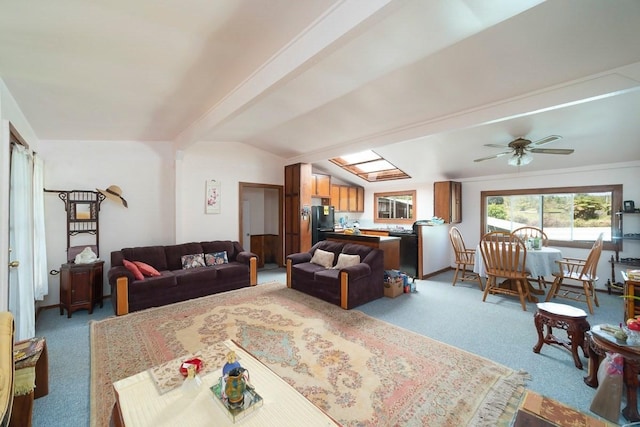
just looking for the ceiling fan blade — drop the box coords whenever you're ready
[530,148,574,155]
[532,135,562,146]
[474,151,512,162]
[484,144,508,148]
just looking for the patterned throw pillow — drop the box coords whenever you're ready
[205,251,228,266]
[181,253,206,269]
[310,248,335,268]
[123,259,144,281]
[332,253,360,270]
[133,261,161,277]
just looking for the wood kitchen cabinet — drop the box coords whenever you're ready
[331,184,365,212]
[434,181,461,223]
[285,163,312,256]
[250,234,279,268]
[311,174,331,198]
[59,261,104,318]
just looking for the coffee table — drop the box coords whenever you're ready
[112,340,340,426]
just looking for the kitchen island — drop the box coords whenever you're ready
[325,232,400,270]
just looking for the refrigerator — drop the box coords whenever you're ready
[311,206,335,245]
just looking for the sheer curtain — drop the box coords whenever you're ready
[33,154,48,301]
[9,144,35,340]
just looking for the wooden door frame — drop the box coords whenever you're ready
[238,182,284,266]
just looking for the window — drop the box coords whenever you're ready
[374,190,416,224]
[481,185,622,250]
[329,150,410,182]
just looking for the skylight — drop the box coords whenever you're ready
[329,150,410,182]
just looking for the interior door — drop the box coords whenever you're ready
[242,200,251,251]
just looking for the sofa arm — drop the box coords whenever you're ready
[236,251,258,286]
[287,253,312,265]
[236,251,257,264]
[108,266,134,287]
[340,263,372,282]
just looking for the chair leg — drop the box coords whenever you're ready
[592,282,600,307]
[482,277,494,302]
[476,275,484,291]
[452,264,461,286]
[545,277,562,302]
[581,281,594,314]
[515,279,527,311]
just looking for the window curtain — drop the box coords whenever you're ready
[33,154,48,300]
[9,144,35,340]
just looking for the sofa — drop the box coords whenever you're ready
[108,240,258,315]
[0,312,14,426]
[286,240,384,309]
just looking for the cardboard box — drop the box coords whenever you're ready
[384,277,404,298]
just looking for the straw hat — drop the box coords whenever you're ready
[97,185,128,208]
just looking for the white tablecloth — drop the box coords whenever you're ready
[473,245,562,278]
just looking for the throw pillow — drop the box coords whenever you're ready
[181,253,206,269]
[123,259,144,281]
[205,251,228,266]
[133,261,161,277]
[310,248,334,268]
[333,253,361,270]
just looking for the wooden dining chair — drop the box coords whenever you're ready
[545,233,603,315]
[479,231,531,311]
[449,227,483,290]
[512,226,549,290]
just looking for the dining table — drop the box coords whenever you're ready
[473,244,563,302]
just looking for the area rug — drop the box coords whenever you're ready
[90,282,528,426]
[513,390,617,427]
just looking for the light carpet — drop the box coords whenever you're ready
[90,282,528,426]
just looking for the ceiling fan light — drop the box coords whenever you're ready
[507,152,533,166]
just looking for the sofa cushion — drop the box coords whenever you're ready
[333,253,360,270]
[173,267,217,287]
[201,241,236,261]
[205,251,228,266]
[123,260,144,281]
[181,253,206,269]
[121,246,168,271]
[310,249,335,268]
[165,243,205,270]
[133,261,161,277]
[215,263,250,281]
[291,262,326,282]
[128,272,177,293]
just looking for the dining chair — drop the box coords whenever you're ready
[479,231,531,311]
[512,226,549,290]
[545,233,603,315]
[449,227,483,290]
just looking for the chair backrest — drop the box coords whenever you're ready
[512,226,548,246]
[449,227,469,262]
[580,233,604,280]
[480,231,527,276]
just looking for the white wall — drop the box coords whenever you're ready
[456,162,640,289]
[38,140,176,306]
[176,141,284,243]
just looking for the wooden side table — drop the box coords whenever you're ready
[10,337,48,427]
[60,260,104,317]
[623,271,640,322]
[584,326,640,422]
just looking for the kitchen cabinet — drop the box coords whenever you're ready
[311,174,331,198]
[434,181,461,223]
[331,184,365,213]
[59,261,104,318]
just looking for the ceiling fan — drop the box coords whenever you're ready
[474,135,574,166]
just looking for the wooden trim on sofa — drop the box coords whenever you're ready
[286,260,292,288]
[250,257,258,286]
[115,277,129,316]
[340,271,348,309]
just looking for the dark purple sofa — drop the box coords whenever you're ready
[108,240,257,315]
[286,240,384,309]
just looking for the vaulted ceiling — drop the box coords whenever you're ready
[1,0,639,186]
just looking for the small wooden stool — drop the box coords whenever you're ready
[533,302,590,369]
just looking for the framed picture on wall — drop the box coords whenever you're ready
[206,180,221,214]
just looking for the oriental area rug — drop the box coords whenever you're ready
[90,282,527,426]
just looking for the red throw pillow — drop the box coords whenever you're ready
[133,261,161,277]
[123,259,144,281]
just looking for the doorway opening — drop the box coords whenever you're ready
[238,182,283,268]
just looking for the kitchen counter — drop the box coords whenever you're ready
[325,232,400,270]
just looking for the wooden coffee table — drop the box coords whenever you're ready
[112,340,340,426]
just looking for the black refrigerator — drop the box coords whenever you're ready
[311,206,335,245]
